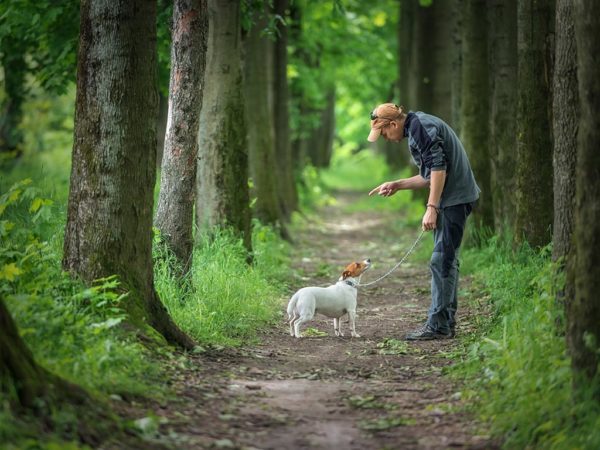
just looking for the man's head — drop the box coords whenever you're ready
[367,103,407,142]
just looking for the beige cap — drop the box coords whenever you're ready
[367,103,403,142]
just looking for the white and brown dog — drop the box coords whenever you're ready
[287,259,371,338]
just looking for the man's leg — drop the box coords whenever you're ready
[406,203,471,340]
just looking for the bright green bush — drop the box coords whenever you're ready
[458,236,600,449]
[155,223,289,347]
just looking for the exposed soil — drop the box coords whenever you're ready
[128,192,499,450]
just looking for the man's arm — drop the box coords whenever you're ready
[369,175,429,196]
[422,170,446,231]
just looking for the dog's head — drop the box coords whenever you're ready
[341,259,371,279]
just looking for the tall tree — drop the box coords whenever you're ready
[196,0,252,253]
[243,7,287,232]
[430,0,453,123]
[273,0,298,218]
[568,0,600,394]
[552,0,578,264]
[155,0,208,273]
[450,0,463,135]
[488,0,518,231]
[461,0,493,230]
[63,0,193,349]
[514,0,554,247]
[407,3,434,112]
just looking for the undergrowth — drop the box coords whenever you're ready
[155,223,289,347]
[457,235,600,449]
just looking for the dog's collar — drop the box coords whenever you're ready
[342,279,358,288]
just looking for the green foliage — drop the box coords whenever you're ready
[288,0,398,146]
[0,0,79,94]
[155,224,289,347]
[0,180,161,398]
[457,236,600,449]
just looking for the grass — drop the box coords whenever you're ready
[456,234,600,449]
[155,224,289,347]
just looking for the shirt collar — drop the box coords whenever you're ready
[403,112,415,137]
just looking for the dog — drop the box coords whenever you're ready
[287,259,371,338]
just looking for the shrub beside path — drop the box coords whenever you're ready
[137,192,500,449]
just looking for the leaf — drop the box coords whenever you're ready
[30,197,43,213]
[0,263,22,281]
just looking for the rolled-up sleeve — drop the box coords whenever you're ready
[428,137,447,171]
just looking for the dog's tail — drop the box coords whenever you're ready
[287,292,299,320]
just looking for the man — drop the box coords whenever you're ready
[367,103,480,340]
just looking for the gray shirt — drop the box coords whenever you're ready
[404,111,480,208]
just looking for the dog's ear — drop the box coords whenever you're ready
[342,270,351,279]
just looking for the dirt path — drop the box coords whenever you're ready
[145,192,498,450]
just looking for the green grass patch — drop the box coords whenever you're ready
[155,223,289,347]
[456,235,600,449]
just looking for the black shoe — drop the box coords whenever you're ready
[405,323,453,341]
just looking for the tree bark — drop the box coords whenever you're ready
[304,88,335,168]
[408,3,434,112]
[461,0,494,231]
[155,0,208,273]
[431,0,453,123]
[514,0,554,248]
[568,0,600,393]
[196,0,252,253]
[243,8,287,232]
[450,0,463,135]
[63,0,194,349]
[488,0,518,232]
[552,0,578,264]
[273,0,298,219]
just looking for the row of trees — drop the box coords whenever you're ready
[1,0,598,440]
[2,0,395,434]
[399,0,598,395]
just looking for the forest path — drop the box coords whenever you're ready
[150,191,498,450]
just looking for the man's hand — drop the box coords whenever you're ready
[422,207,438,231]
[369,181,398,197]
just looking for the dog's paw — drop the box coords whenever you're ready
[351,332,361,338]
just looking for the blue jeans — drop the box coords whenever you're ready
[427,203,473,333]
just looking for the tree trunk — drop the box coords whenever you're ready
[461,0,494,231]
[514,0,554,248]
[273,0,298,219]
[431,0,453,123]
[409,3,434,112]
[0,38,27,158]
[63,0,194,349]
[395,0,414,165]
[305,88,335,168]
[450,0,463,135]
[243,8,287,232]
[155,0,208,274]
[552,0,578,264]
[488,0,518,232]
[0,297,49,410]
[156,92,169,168]
[196,0,252,253]
[568,0,600,393]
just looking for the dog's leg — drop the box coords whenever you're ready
[289,313,299,336]
[294,315,309,338]
[349,311,360,338]
[338,317,344,336]
[334,318,342,336]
